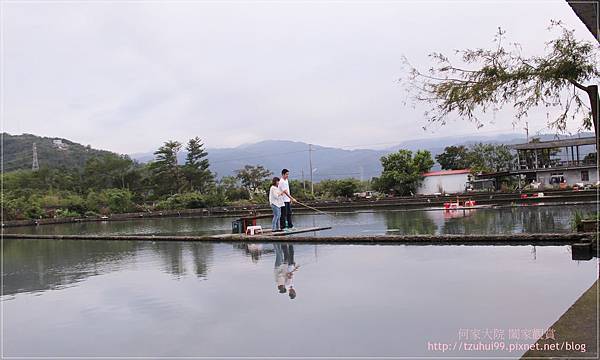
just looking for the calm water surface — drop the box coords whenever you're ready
[2,239,596,358]
[3,205,597,357]
[12,204,597,236]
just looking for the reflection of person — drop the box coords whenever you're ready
[274,244,287,293]
[278,169,296,230]
[286,263,297,299]
[282,244,298,299]
[269,177,285,232]
[274,244,299,298]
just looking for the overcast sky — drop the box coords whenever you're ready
[2,0,596,154]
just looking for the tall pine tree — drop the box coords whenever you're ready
[183,137,214,193]
[149,140,183,196]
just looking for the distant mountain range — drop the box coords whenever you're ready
[4,132,594,180]
[131,132,594,180]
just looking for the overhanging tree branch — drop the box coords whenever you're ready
[401,21,600,147]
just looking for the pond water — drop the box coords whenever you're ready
[3,205,597,357]
[2,239,596,358]
[10,203,597,237]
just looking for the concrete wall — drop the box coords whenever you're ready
[418,173,469,195]
[535,168,598,187]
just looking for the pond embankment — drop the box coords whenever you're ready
[2,189,598,228]
[3,231,597,247]
[522,280,598,359]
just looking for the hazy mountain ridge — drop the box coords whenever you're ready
[5,132,593,180]
[2,133,116,172]
[133,133,594,180]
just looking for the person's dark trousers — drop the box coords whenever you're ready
[280,201,293,228]
[282,244,295,265]
[280,205,287,229]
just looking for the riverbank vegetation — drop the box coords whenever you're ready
[2,137,380,220]
[1,133,544,221]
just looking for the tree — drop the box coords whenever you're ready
[82,154,135,190]
[317,178,362,198]
[235,165,272,195]
[583,151,596,164]
[402,22,599,152]
[436,145,470,170]
[373,150,434,196]
[218,176,250,201]
[149,140,183,196]
[103,189,135,213]
[467,143,514,173]
[288,179,314,201]
[183,137,214,193]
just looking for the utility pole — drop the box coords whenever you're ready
[524,121,529,142]
[308,144,314,196]
[32,143,39,171]
[301,169,306,191]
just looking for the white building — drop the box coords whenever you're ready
[417,169,470,195]
[533,168,597,187]
[52,139,68,150]
[512,136,597,188]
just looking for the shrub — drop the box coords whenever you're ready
[84,210,99,217]
[55,208,81,218]
[104,189,134,213]
[24,199,44,219]
[62,194,86,215]
[85,190,108,213]
[203,190,228,207]
[155,192,205,210]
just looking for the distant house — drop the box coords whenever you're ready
[477,136,598,189]
[52,139,68,150]
[511,136,597,187]
[417,169,470,195]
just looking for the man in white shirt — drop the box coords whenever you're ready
[278,168,294,229]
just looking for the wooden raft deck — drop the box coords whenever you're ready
[212,226,332,238]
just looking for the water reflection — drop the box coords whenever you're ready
[151,242,214,278]
[10,204,596,237]
[3,239,139,296]
[2,239,597,358]
[379,205,591,235]
[2,239,215,296]
[384,210,437,234]
[274,244,298,299]
[244,243,276,262]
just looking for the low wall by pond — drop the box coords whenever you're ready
[3,191,598,228]
[3,232,596,246]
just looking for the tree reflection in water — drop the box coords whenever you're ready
[381,206,578,235]
[383,211,437,234]
[152,242,214,278]
[3,239,138,296]
[3,239,216,296]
